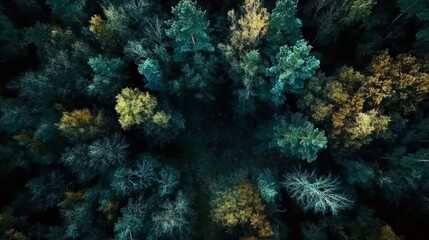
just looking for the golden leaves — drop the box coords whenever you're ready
[211,182,274,238]
[302,51,429,148]
[227,0,269,51]
[115,88,157,129]
[57,108,104,139]
[379,225,403,240]
[89,15,111,43]
[115,88,171,129]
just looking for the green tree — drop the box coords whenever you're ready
[88,55,126,100]
[166,0,214,59]
[259,113,327,162]
[266,40,320,106]
[151,191,193,238]
[46,0,88,27]
[266,0,302,51]
[397,0,429,53]
[138,59,166,91]
[377,147,429,204]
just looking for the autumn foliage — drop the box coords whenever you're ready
[210,182,274,238]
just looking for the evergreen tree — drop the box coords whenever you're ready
[259,113,327,162]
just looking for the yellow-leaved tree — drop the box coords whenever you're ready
[115,87,170,129]
[222,0,269,52]
[57,108,104,140]
[210,181,274,238]
[301,51,429,148]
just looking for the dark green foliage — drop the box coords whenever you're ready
[138,59,166,91]
[266,40,320,106]
[259,113,327,162]
[88,55,126,99]
[26,171,68,210]
[0,99,36,134]
[46,0,88,27]
[61,203,94,239]
[397,0,429,52]
[377,147,429,204]
[141,110,186,146]
[232,50,266,114]
[61,135,127,182]
[111,155,180,196]
[301,222,327,240]
[0,12,23,62]
[266,0,302,51]
[165,0,214,59]
[1,0,429,239]
[341,160,376,189]
[151,191,193,239]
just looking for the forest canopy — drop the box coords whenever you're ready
[0,0,428,239]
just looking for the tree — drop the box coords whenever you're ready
[266,40,320,106]
[223,0,269,51]
[26,171,68,210]
[115,88,185,144]
[340,160,376,189]
[397,0,429,53]
[88,55,126,100]
[151,191,193,239]
[166,0,214,59]
[60,203,93,239]
[111,155,180,196]
[301,51,429,148]
[342,0,376,25]
[56,108,105,140]
[61,144,94,183]
[115,88,158,129]
[255,169,279,203]
[111,156,157,196]
[301,222,327,240]
[15,49,88,105]
[46,0,88,27]
[89,15,110,43]
[232,50,266,114]
[138,59,166,91]
[377,147,429,204]
[0,99,36,135]
[165,0,217,99]
[307,0,375,43]
[379,225,404,240]
[0,211,26,240]
[0,12,23,62]
[259,113,327,162]
[282,168,353,215]
[210,171,274,239]
[114,198,148,240]
[87,134,128,171]
[266,0,302,51]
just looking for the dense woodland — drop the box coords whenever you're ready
[1,0,429,239]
